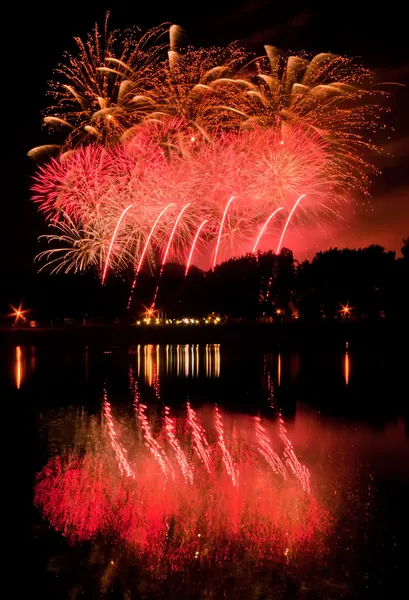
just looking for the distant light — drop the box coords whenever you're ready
[10,303,28,325]
[340,303,352,316]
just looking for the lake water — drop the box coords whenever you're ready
[1,339,408,598]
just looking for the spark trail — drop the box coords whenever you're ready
[150,203,191,311]
[185,219,208,275]
[127,203,174,310]
[276,194,306,254]
[102,204,133,284]
[252,207,283,254]
[213,196,235,269]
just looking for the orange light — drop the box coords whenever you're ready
[275,308,283,315]
[340,303,352,316]
[344,351,350,385]
[15,346,22,389]
[10,303,28,325]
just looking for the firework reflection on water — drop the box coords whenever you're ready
[33,350,399,599]
[35,388,331,572]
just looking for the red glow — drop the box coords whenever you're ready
[33,123,354,282]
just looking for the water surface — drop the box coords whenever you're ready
[1,339,407,598]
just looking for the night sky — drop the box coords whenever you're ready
[2,0,408,284]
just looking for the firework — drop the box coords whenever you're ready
[241,46,383,189]
[33,122,344,279]
[150,25,249,138]
[31,14,168,152]
[30,19,387,293]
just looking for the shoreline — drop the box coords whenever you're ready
[1,320,408,350]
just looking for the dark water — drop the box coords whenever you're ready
[1,339,408,599]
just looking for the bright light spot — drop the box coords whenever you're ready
[340,303,352,316]
[10,303,28,325]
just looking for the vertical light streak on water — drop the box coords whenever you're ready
[344,350,350,386]
[191,344,194,378]
[215,344,220,378]
[144,345,154,387]
[184,345,189,378]
[156,345,160,379]
[15,345,22,389]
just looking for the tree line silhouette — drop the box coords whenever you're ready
[151,239,409,321]
[2,239,408,324]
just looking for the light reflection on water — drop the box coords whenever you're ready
[10,343,354,390]
[11,343,222,389]
[20,346,361,396]
[12,344,36,389]
[2,340,408,597]
[134,343,221,384]
[33,389,409,599]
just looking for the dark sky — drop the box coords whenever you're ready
[2,0,408,281]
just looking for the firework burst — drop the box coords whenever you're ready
[33,122,350,276]
[29,14,168,156]
[30,18,388,290]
